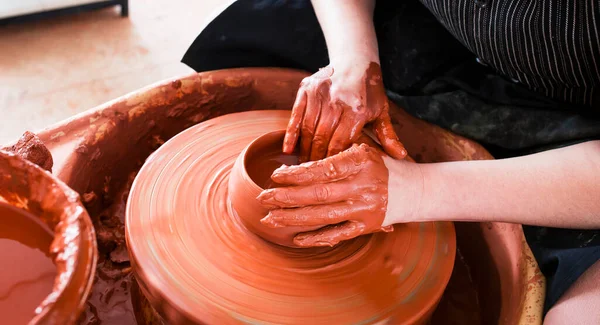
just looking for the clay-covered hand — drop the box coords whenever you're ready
[258,143,398,247]
[283,62,406,162]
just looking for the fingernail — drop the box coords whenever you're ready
[256,190,274,202]
[273,164,288,172]
[306,241,334,247]
[317,241,335,247]
[260,214,283,228]
[271,171,283,181]
[294,237,334,247]
[381,225,394,233]
[271,165,290,180]
[294,239,312,247]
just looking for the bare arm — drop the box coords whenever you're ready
[284,0,405,162]
[259,140,600,247]
[390,141,600,228]
[311,0,379,64]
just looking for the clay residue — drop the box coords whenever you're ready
[2,131,53,172]
[77,172,137,324]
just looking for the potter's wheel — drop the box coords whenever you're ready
[125,110,456,324]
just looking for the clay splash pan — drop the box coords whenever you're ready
[0,150,97,325]
[19,68,544,324]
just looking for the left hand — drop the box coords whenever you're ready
[283,62,407,162]
[257,143,401,247]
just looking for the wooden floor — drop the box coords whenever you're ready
[0,0,226,144]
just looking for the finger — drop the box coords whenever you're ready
[283,89,307,154]
[293,221,366,247]
[257,181,354,208]
[310,100,342,161]
[260,201,369,228]
[327,112,366,157]
[373,112,407,160]
[379,225,394,233]
[270,144,367,185]
[299,85,325,162]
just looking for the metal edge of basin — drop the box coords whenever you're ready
[24,67,544,324]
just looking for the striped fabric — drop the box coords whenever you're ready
[419,0,600,107]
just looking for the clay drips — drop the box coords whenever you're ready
[126,110,456,324]
[0,150,97,324]
[284,62,406,162]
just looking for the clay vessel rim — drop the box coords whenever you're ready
[0,150,98,324]
[241,129,287,192]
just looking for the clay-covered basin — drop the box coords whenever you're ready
[0,151,97,324]
[23,67,544,324]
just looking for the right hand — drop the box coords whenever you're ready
[259,143,393,247]
[258,142,423,247]
[283,60,406,162]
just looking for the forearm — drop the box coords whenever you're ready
[413,141,600,228]
[311,0,379,64]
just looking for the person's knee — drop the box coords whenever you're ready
[544,260,600,324]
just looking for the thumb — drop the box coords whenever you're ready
[373,112,407,160]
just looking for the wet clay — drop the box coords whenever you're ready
[77,172,137,324]
[284,63,406,161]
[126,111,456,324]
[0,202,56,325]
[2,132,53,172]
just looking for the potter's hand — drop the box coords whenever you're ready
[283,62,406,162]
[258,143,422,247]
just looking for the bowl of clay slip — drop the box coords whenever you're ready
[228,130,323,247]
[0,150,97,324]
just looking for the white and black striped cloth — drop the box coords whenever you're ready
[419,0,600,107]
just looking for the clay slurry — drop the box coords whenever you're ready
[0,202,56,325]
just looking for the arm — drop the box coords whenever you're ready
[388,141,600,228]
[311,0,379,64]
[283,0,405,162]
[259,141,600,247]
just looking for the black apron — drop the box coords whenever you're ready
[182,0,600,312]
